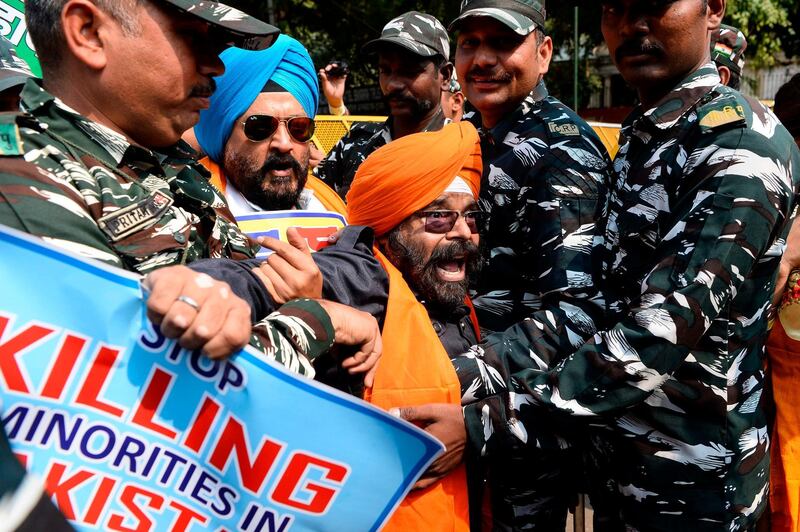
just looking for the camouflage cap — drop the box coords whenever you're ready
[449,0,545,36]
[362,11,450,59]
[0,37,32,93]
[159,0,280,50]
[710,24,747,76]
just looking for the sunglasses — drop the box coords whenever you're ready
[241,115,316,143]
[416,210,486,234]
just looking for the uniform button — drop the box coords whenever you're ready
[173,232,186,244]
[432,321,444,335]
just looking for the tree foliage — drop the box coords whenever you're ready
[230,0,798,105]
[234,0,461,86]
[726,0,799,68]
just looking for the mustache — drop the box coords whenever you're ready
[427,239,480,269]
[465,67,513,84]
[382,90,418,106]
[189,79,216,98]
[262,152,304,176]
[614,39,664,62]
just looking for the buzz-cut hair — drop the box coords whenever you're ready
[534,27,545,46]
[26,0,144,74]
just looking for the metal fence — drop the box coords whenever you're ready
[742,65,800,100]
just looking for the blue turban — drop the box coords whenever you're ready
[195,34,320,163]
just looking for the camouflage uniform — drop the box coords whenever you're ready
[459,64,800,531]
[0,80,335,376]
[318,110,448,198]
[318,11,452,199]
[465,81,609,336]
[453,80,611,530]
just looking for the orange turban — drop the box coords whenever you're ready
[346,121,482,236]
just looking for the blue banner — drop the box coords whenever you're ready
[0,225,442,531]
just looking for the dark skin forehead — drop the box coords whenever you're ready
[600,0,699,16]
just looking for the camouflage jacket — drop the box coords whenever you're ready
[464,81,609,355]
[0,80,335,376]
[317,107,448,199]
[460,65,800,530]
[452,82,611,530]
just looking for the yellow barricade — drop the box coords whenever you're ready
[313,115,621,160]
[312,115,385,154]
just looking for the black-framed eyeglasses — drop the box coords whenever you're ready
[416,210,486,234]
[241,115,316,143]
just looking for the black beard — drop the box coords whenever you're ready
[388,230,481,312]
[223,150,309,211]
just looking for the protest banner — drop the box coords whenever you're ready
[0,1,40,76]
[235,210,347,259]
[0,225,442,531]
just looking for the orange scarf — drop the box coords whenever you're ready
[347,123,482,531]
[199,157,347,216]
[365,251,470,531]
[767,316,800,532]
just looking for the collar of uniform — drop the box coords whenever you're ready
[471,80,549,142]
[634,63,721,132]
[20,79,166,176]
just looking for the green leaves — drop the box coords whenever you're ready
[727,0,797,68]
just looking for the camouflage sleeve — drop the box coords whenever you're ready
[0,162,124,266]
[462,128,794,458]
[250,298,336,377]
[317,137,347,194]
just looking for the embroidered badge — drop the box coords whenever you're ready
[699,105,745,129]
[548,122,580,136]
[0,121,23,156]
[98,191,174,242]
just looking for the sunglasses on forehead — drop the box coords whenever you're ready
[416,210,487,234]
[241,115,316,143]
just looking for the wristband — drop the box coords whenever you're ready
[329,103,348,116]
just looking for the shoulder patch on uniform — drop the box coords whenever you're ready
[697,92,746,132]
[547,122,581,137]
[0,114,23,156]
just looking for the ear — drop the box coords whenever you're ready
[440,62,455,91]
[376,234,390,256]
[61,0,114,71]
[706,0,726,30]
[537,35,554,77]
[453,91,465,110]
[717,65,731,86]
